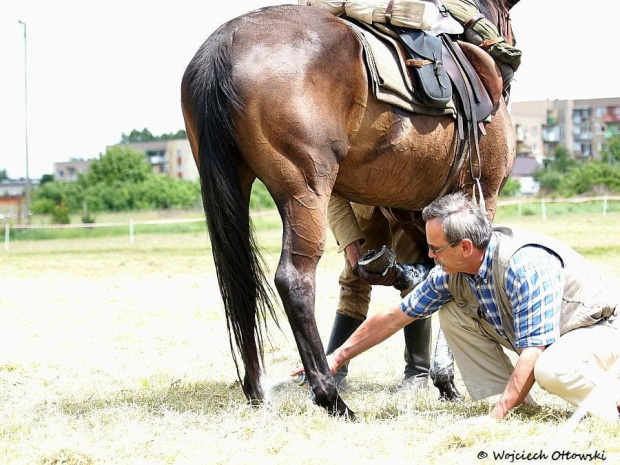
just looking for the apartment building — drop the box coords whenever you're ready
[121,139,198,181]
[510,97,620,161]
[54,160,92,181]
[60,138,199,182]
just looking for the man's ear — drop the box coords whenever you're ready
[460,238,475,257]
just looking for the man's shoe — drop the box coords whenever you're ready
[398,375,429,392]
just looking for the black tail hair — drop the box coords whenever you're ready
[181,23,278,393]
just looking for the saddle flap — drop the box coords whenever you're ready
[441,37,493,122]
[458,41,503,106]
[399,29,442,61]
[339,18,456,117]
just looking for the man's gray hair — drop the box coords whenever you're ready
[422,193,492,248]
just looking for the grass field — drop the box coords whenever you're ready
[1,210,619,464]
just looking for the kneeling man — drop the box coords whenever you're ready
[295,192,620,420]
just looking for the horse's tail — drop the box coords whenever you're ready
[182,24,277,393]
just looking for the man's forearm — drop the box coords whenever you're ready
[331,306,413,371]
[492,346,545,419]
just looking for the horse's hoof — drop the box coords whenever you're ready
[327,399,356,419]
[335,406,356,420]
[434,377,465,402]
[247,397,264,407]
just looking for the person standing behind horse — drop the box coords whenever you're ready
[326,195,435,391]
[304,192,620,420]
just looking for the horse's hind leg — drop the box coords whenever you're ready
[239,135,353,416]
[273,184,354,417]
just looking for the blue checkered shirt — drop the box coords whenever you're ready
[400,233,565,349]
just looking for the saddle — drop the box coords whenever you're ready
[342,16,507,213]
[343,18,502,118]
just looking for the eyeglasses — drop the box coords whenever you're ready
[428,240,459,255]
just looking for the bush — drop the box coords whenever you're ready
[51,203,71,224]
[534,170,563,192]
[560,162,620,196]
[499,177,521,197]
[32,180,82,212]
[137,177,201,209]
[250,181,275,210]
[31,198,57,215]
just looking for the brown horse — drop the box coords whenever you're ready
[181,0,517,417]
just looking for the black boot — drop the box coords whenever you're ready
[325,313,363,388]
[401,317,432,390]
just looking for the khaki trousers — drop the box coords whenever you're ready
[330,203,424,318]
[440,301,620,419]
[327,197,430,379]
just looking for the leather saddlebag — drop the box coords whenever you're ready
[399,30,452,107]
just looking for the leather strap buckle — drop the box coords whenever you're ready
[385,0,395,24]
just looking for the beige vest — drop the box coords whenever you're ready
[448,227,618,347]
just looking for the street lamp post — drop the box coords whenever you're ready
[18,19,31,224]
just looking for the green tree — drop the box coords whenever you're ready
[545,145,578,173]
[601,134,620,164]
[120,128,155,143]
[82,146,152,185]
[119,128,187,143]
[498,176,521,197]
[158,129,187,141]
[0,169,8,181]
[40,174,54,185]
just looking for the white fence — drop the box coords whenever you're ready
[496,195,620,221]
[2,210,280,251]
[3,196,620,251]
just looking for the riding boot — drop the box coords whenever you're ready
[325,312,363,388]
[400,317,432,391]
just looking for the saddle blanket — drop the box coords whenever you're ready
[341,19,457,118]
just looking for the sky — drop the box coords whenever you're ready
[1,0,618,179]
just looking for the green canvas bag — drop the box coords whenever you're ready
[442,0,521,71]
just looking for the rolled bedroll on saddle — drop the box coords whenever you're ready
[300,0,521,72]
[299,0,430,29]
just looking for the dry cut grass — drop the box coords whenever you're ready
[1,212,619,464]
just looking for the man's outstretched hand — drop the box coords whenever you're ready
[290,354,342,377]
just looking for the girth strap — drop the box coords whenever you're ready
[441,36,489,212]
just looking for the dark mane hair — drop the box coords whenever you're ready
[473,0,519,45]
[475,0,511,20]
